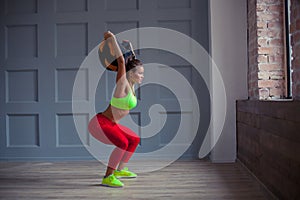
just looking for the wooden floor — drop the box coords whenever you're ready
[0,160,276,200]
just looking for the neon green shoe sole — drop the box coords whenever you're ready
[101,174,124,188]
[114,167,137,178]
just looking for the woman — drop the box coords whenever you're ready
[88,31,144,188]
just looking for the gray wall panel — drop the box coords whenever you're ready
[7,114,39,147]
[55,0,88,13]
[5,0,37,15]
[6,69,38,102]
[6,25,38,58]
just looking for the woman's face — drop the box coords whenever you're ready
[129,66,144,84]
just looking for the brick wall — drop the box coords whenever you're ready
[291,0,300,99]
[248,0,286,100]
[238,1,300,199]
[237,100,300,199]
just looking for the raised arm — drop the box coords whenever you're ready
[103,31,128,97]
[104,31,126,81]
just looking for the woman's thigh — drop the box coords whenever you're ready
[89,114,129,148]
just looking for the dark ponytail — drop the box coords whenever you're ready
[126,57,143,72]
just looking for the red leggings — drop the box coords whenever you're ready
[88,113,140,169]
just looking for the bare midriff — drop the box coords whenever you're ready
[101,104,129,123]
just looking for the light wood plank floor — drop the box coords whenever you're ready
[0,160,276,200]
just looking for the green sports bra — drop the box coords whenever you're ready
[110,90,137,110]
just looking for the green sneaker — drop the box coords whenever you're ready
[101,174,124,188]
[114,167,137,178]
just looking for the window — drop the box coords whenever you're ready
[285,0,293,98]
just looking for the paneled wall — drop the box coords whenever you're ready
[0,0,209,160]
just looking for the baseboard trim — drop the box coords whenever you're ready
[237,159,279,200]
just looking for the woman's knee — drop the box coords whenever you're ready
[128,135,140,146]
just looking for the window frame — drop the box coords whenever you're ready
[284,0,293,98]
